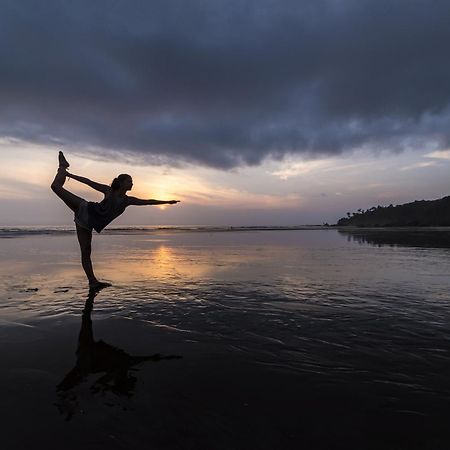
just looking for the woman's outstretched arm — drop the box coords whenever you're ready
[67,172,111,194]
[127,197,180,206]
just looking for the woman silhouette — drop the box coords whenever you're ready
[51,151,179,290]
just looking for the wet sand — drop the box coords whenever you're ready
[1,228,450,449]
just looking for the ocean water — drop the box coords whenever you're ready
[1,227,450,449]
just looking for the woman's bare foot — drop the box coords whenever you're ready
[59,151,70,169]
[89,280,112,291]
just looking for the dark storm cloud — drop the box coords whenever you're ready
[1,0,450,168]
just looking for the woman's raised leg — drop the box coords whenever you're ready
[50,152,84,213]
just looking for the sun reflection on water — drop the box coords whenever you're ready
[95,241,284,285]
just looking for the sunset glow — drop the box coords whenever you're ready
[0,139,449,226]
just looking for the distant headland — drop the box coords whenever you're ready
[336,195,450,227]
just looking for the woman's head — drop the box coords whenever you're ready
[111,174,133,191]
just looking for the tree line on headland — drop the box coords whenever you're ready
[336,195,450,227]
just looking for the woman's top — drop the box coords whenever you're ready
[87,195,128,233]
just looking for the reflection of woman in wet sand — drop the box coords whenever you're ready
[57,289,181,420]
[51,151,180,290]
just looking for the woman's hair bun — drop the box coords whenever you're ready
[111,174,131,190]
[111,177,120,190]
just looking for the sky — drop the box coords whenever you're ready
[1,0,449,226]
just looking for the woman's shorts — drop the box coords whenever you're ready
[74,200,92,231]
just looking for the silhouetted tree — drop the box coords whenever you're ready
[336,195,450,227]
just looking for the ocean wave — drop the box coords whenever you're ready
[0,225,325,238]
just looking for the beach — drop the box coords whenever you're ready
[1,227,450,449]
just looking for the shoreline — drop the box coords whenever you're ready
[1,224,450,238]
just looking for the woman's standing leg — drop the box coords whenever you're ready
[76,224,111,289]
[75,224,97,285]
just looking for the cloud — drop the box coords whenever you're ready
[425,150,450,160]
[399,161,438,171]
[271,159,330,180]
[1,0,450,168]
[271,157,371,180]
